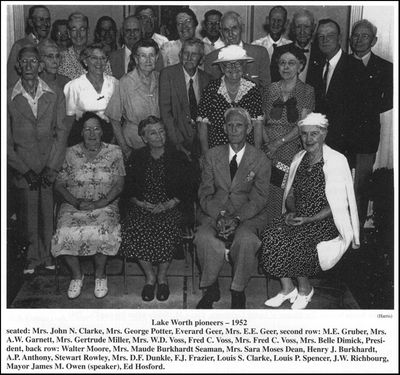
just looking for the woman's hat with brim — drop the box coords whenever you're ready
[212,45,255,65]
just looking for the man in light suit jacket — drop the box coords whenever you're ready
[204,11,271,88]
[194,107,271,309]
[159,38,211,160]
[7,46,67,274]
[310,19,351,155]
[110,15,163,79]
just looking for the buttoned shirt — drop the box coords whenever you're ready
[295,42,312,83]
[183,68,200,103]
[11,78,54,118]
[229,144,245,166]
[203,36,225,56]
[324,49,342,92]
[252,34,292,60]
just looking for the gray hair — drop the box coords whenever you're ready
[224,107,251,127]
[37,39,59,56]
[292,9,315,26]
[181,37,205,56]
[67,12,89,29]
[221,11,243,28]
[351,19,377,38]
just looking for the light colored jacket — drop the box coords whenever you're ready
[283,144,360,270]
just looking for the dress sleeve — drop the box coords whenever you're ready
[197,83,213,123]
[63,80,78,117]
[248,86,264,120]
[110,146,126,176]
[104,78,123,122]
[55,150,72,184]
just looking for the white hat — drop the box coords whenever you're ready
[298,113,329,128]
[212,45,254,65]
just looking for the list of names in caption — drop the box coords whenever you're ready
[5,318,391,372]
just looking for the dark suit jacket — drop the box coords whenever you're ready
[203,42,271,88]
[198,143,271,222]
[311,50,351,154]
[346,53,393,154]
[7,82,67,188]
[270,42,324,84]
[159,64,211,148]
[110,47,164,79]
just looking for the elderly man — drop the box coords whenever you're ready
[312,19,350,155]
[7,46,67,274]
[135,5,168,48]
[347,19,393,233]
[252,6,292,61]
[270,9,323,83]
[194,107,271,309]
[201,9,225,56]
[110,15,163,79]
[38,39,70,91]
[204,11,270,88]
[58,12,112,80]
[7,5,51,88]
[159,38,211,161]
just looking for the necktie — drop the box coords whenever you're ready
[322,60,330,94]
[230,154,238,180]
[188,78,197,121]
[272,43,277,50]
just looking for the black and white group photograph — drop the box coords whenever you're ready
[3,2,396,313]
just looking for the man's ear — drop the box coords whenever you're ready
[371,36,378,48]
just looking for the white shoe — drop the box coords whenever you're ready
[45,265,55,270]
[94,278,108,299]
[23,268,35,275]
[264,288,298,307]
[67,276,84,299]
[291,287,314,309]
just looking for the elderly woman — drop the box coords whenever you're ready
[58,12,112,80]
[50,19,71,51]
[105,39,160,159]
[64,42,118,146]
[263,43,315,222]
[197,45,264,154]
[120,116,194,302]
[260,113,359,309]
[51,112,125,299]
[160,7,198,67]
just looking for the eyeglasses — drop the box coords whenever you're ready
[177,19,193,27]
[222,61,243,71]
[222,26,241,34]
[278,59,298,67]
[138,15,155,21]
[19,58,39,65]
[206,21,220,27]
[136,53,156,60]
[83,127,102,133]
[88,56,108,63]
[70,27,87,34]
[42,53,60,60]
[351,33,372,41]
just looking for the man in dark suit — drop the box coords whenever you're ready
[159,38,211,160]
[194,107,271,309]
[7,5,51,88]
[7,46,67,274]
[347,19,393,230]
[311,19,350,155]
[270,9,323,84]
[109,15,163,79]
[204,11,270,88]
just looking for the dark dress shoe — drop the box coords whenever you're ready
[156,283,170,301]
[141,284,156,301]
[196,281,221,309]
[231,290,246,309]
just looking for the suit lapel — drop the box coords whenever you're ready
[327,52,346,94]
[231,145,253,189]
[215,145,231,188]
[12,95,36,123]
[37,92,53,121]
[174,65,190,109]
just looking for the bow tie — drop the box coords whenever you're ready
[299,48,309,53]
[270,97,298,123]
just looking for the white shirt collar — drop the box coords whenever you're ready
[353,51,371,66]
[229,144,246,166]
[183,66,198,83]
[11,77,54,101]
[327,48,342,68]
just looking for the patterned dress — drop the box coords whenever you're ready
[51,143,126,257]
[263,79,315,222]
[120,155,184,263]
[198,77,264,149]
[260,155,338,277]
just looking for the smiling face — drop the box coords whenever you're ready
[220,16,242,45]
[97,20,116,47]
[269,8,286,39]
[84,48,107,75]
[224,112,251,148]
[176,12,196,41]
[82,117,103,148]
[142,122,166,150]
[134,46,157,74]
[40,45,61,74]
[55,24,70,47]
[123,17,142,51]
[278,52,302,81]
[300,125,326,154]
[350,24,377,58]
[29,7,51,40]
[317,22,341,60]
[69,18,88,49]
